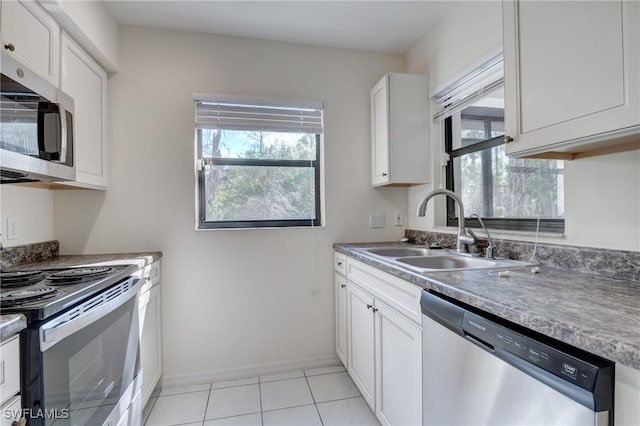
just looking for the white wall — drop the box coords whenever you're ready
[0,186,53,247]
[53,26,406,382]
[405,1,640,251]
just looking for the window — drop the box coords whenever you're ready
[434,53,565,233]
[195,96,323,229]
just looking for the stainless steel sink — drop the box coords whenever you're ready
[363,246,531,272]
[366,247,431,257]
[397,256,501,270]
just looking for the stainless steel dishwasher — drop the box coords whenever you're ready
[421,291,614,426]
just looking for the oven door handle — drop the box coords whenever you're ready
[39,277,141,352]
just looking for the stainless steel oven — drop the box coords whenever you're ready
[17,275,143,426]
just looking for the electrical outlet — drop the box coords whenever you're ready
[394,212,403,226]
[7,217,18,240]
[369,212,385,228]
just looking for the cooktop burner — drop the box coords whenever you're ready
[0,286,57,307]
[0,270,46,287]
[0,264,137,321]
[46,267,115,285]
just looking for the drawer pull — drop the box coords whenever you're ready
[4,43,15,52]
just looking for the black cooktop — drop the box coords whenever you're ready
[0,264,138,322]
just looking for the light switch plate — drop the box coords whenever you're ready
[394,212,403,226]
[369,212,385,228]
[7,217,17,240]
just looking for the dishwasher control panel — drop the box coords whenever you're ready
[461,311,600,391]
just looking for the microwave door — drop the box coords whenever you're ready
[0,88,40,156]
[39,102,62,161]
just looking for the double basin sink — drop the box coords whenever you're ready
[362,246,531,273]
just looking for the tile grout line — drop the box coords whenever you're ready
[304,370,325,426]
[201,383,213,425]
[258,375,265,426]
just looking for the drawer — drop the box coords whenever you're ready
[0,395,22,426]
[0,335,20,407]
[347,258,422,325]
[334,252,347,275]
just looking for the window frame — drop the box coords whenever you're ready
[196,130,322,230]
[444,116,565,233]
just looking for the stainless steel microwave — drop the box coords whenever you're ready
[0,51,75,183]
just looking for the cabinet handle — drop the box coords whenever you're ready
[504,135,514,144]
[381,172,387,177]
[340,284,346,288]
[366,304,373,310]
[4,43,15,52]
[372,308,379,313]
[337,261,343,266]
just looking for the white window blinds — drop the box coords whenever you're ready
[431,52,504,122]
[194,94,323,134]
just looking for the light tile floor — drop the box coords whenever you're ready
[143,365,380,426]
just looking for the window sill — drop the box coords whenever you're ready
[195,224,326,231]
[433,225,566,240]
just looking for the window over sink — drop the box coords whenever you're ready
[433,52,565,233]
[194,95,323,229]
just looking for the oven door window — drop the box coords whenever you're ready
[42,296,139,426]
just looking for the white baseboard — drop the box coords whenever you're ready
[160,353,342,389]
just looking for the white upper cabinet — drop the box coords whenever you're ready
[1,0,60,85]
[371,73,430,187]
[503,0,640,159]
[60,32,108,189]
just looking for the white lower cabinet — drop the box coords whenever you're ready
[344,257,423,426]
[375,300,422,426]
[0,334,23,426]
[138,260,162,408]
[347,282,376,408]
[335,272,348,366]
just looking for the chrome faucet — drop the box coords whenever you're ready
[416,189,475,254]
[469,213,494,259]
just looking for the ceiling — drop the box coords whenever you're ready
[102,1,454,54]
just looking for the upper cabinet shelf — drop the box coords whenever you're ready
[503,0,640,159]
[370,73,430,187]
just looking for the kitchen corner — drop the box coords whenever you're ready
[333,229,640,425]
[335,233,640,370]
[0,241,162,426]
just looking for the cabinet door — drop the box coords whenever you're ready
[139,284,162,407]
[0,335,20,407]
[374,300,422,426]
[504,0,640,157]
[347,282,376,409]
[0,0,59,85]
[0,395,22,426]
[371,75,390,186]
[60,32,108,188]
[335,273,348,367]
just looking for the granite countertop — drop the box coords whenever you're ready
[6,252,162,271]
[335,242,640,371]
[0,314,27,341]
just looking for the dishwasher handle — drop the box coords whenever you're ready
[420,291,465,336]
